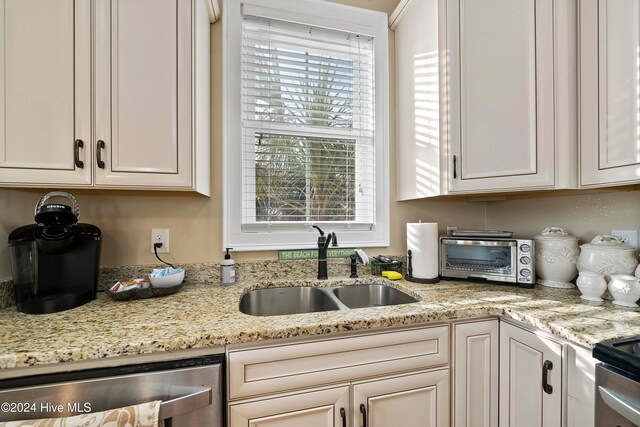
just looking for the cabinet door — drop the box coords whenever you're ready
[352,369,449,427]
[499,322,562,427]
[0,0,91,186]
[566,344,596,427]
[580,0,640,187]
[94,0,193,189]
[229,386,349,427]
[453,320,498,427]
[447,0,556,193]
[393,0,446,200]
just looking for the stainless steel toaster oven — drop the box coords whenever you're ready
[439,237,535,288]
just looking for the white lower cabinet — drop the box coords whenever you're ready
[452,319,499,427]
[228,320,597,427]
[229,385,350,427]
[352,369,449,427]
[499,321,563,427]
[227,325,450,427]
[566,343,597,427]
[229,370,449,427]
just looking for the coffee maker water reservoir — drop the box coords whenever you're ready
[8,192,101,314]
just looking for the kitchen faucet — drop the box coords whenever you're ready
[313,226,338,280]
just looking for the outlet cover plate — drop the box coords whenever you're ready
[151,228,170,253]
[611,229,638,249]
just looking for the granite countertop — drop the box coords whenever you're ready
[1,270,639,371]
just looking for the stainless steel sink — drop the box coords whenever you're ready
[332,284,418,309]
[240,283,419,316]
[239,286,339,316]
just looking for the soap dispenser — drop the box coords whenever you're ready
[221,248,236,285]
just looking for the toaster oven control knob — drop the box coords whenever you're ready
[520,257,530,265]
[520,243,531,252]
[520,268,531,277]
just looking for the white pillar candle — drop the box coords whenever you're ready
[407,222,439,280]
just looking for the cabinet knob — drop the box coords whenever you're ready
[96,140,106,169]
[340,407,346,427]
[74,139,84,169]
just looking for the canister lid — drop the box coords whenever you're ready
[580,235,634,251]
[534,227,578,241]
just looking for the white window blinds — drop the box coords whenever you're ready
[241,13,376,228]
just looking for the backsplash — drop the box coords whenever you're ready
[486,190,640,244]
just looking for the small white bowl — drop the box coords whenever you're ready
[150,269,185,288]
[608,274,640,308]
[576,271,607,302]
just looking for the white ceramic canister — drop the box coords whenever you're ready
[577,235,638,280]
[534,227,579,288]
[608,274,640,308]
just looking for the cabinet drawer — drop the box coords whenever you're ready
[228,325,449,400]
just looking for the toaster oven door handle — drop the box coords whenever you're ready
[441,239,516,247]
[159,387,212,421]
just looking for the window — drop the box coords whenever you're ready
[223,0,389,250]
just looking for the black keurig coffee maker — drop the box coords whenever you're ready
[8,191,101,314]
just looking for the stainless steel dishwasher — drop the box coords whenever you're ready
[0,354,223,426]
[593,337,640,427]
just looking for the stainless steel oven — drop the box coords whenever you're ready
[439,237,535,287]
[0,354,224,426]
[593,337,640,426]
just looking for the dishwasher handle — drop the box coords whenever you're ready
[598,385,640,426]
[159,387,212,421]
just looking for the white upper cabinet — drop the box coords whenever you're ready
[392,0,578,199]
[446,0,576,194]
[580,0,640,187]
[0,0,91,186]
[392,0,446,200]
[94,0,204,192]
[0,0,214,194]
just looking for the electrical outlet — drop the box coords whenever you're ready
[611,229,638,249]
[151,228,170,253]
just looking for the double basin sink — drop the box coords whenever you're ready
[240,284,418,316]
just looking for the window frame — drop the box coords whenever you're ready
[222,0,389,251]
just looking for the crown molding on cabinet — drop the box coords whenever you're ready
[388,0,412,30]
[207,0,221,22]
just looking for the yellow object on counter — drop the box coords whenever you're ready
[381,271,402,280]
